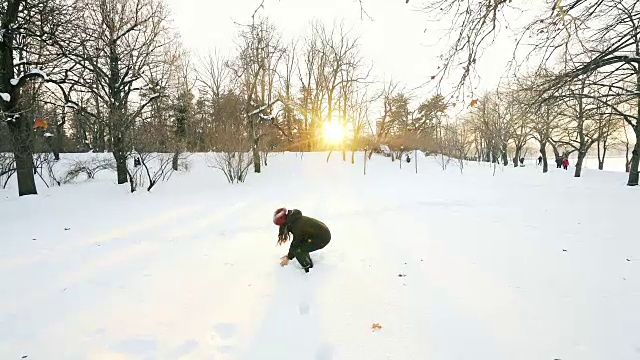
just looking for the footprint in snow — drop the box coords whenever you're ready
[315,343,335,360]
[212,322,237,340]
[110,335,157,356]
[170,339,199,357]
[217,345,234,354]
[299,302,310,315]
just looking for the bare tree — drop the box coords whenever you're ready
[296,22,327,151]
[193,48,230,151]
[349,89,369,164]
[527,0,640,185]
[63,0,172,186]
[443,120,474,173]
[317,20,372,162]
[595,103,624,170]
[550,77,604,177]
[205,115,252,184]
[229,11,284,173]
[501,88,533,168]
[374,78,402,151]
[469,92,510,165]
[169,49,195,171]
[1,0,78,195]
[196,48,230,104]
[513,71,563,173]
[277,39,298,143]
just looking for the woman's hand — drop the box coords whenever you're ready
[280,255,289,267]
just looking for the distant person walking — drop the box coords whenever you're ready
[537,155,542,166]
[562,158,569,170]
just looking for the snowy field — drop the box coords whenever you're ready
[1,152,639,360]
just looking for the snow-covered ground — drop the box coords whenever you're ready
[1,152,638,360]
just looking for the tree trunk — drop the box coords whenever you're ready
[629,63,640,184]
[7,120,37,196]
[252,140,261,173]
[624,122,631,173]
[249,116,261,173]
[574,150,586,177]
[512,145,523,168]
[95,122,106,152]
[550,142,561,164]
[597,138,607,170]
[172,151,179,171]
[52,122,64,161]
[501,143,508,166]
[52,139,61,161]
[363,149,367,175]
[113,151,128,184]
[627,134,640,186]
[351,150,355,164]
[540,142,549,173]
[53,109,67,160]
[47,136,60,161]
[110,122,129,185]
[598,153,605,170]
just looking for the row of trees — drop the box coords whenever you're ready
[394,0,640,186]
[0,0,452,195]
[3,0,638,196]
[1,0,179,195]
[436,70,630,178]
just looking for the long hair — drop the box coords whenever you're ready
[277,223,290,245]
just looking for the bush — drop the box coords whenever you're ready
[62,157,115,183]
[206,151,252,184]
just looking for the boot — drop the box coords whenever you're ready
[297,252,313,272]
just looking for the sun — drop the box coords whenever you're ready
[322,121,345,144]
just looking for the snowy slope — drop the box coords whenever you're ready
[1,152,638,360]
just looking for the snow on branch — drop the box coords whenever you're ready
[248,103,269,117]
[247,98,281,118]
[8,68,49,89]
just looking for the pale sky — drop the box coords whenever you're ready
[164,0,534,115]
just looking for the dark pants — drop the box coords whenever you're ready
[294,237,330,271]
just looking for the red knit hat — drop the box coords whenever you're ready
[273,208,287,226]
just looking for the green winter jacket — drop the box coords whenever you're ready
[283,209,331,260]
